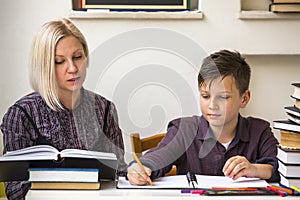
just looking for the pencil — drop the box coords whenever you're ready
[212,187,258,191]
[132,152,153,186]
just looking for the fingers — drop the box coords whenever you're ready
[223,156,250,180]
[127,163,152,185]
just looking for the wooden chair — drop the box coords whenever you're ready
[0,182,6,199]
[130,133,176,176]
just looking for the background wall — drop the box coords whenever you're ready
[1,0,300,162]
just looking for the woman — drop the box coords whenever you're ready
[1,18,127,200]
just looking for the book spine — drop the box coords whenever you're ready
[72,0,87,11]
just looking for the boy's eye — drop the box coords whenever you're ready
[219,96,229,99]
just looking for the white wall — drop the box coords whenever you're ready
[1,0,300,162]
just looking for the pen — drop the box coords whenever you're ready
[278,183,296,195]
[186,172,198,188]
[266,186,287,197]
[132,152,153,186]
[191,190,205,194]
[291,186,300,193]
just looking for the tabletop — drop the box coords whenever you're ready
[26,181,300,200]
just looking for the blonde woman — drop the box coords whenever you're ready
[1,18,127,200]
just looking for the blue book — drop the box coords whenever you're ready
[28,168,99,182]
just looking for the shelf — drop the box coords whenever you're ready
[68,10,203,20]
[239,10,300,20]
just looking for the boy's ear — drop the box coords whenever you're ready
[240,90,250,108]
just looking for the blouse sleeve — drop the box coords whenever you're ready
[1,105,36,153]
[103,101,127,176]
[1,105,35,200]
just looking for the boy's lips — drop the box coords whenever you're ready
[208,114,221,118]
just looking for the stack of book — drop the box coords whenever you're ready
[72,0,193,12]
[273,82,300,187]
[0,145,117,185]
[277,147,300,187]
[28,168,101,190]
[270,0,300,13]
[273,83,300,135]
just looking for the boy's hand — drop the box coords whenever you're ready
[222,155,257,180]
[127,163,152,185]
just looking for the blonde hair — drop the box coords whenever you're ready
[29,18,89,111]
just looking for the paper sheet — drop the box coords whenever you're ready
[117,175,269,189]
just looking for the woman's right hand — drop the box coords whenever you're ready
[127,163,152,185]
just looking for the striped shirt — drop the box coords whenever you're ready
[1,89,127,200]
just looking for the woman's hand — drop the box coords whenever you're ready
[127,163,152,185]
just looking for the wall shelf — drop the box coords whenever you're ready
[239,10,300,20]
[69,10,203,20]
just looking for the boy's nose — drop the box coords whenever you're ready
[209,98,219,109]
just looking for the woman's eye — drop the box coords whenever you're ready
[74,55,82,60]
[55,60,64,65]
[201,94,209,99]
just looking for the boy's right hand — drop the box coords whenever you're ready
[127,163,152,185]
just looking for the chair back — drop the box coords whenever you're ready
[130,133,176,176]
[0,182,6,198]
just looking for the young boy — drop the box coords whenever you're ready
[127,49,279,185]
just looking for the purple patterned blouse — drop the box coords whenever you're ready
[1,89,127,200]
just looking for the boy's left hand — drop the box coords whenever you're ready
[222,155,257,180]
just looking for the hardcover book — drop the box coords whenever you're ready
[0,145,117,182]
[277,146,300,164]
[280,173,300,188]
[273,119,300,133]
[278,160,300,178]
[285,106,300,117]
[270,3,300,12]
[273,0,300,3]
[287,113,300,124]
[28,168,99,182]
[291,83,300,100]
[30,182,101,190]
[81,0,189,11]
[295,99,300,109]
[279,130,300,149]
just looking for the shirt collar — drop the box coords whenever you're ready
[236,114,250,142]
[196,114,250,142]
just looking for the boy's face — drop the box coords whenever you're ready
[199,76,250,129]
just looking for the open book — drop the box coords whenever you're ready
[0,145,117,182]
[1,145,117,161]
[117,175,269,189]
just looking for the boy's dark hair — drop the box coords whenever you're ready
[198,49,251,95]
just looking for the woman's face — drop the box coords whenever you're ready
[55,35,87,96]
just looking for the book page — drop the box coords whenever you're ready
[195,175,269,188]
[0,145,58,161]
[117,175,189,189]
[0,145,117,161]
[117,175,269,189]
[60,149,117,160]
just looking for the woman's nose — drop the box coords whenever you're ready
[67,60,78,73]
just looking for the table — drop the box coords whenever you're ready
[26,181,300,200]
